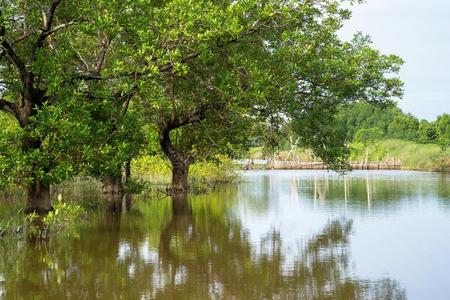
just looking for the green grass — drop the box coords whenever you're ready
[375,139,449,171]
[132,155,239,191]
[247,139,450,172]
[348,139,450,171]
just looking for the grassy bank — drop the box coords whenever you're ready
[351,139,450,172]
[248,140,450,172]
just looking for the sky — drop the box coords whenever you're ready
[339,0,450,121]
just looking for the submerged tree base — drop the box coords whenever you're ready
[101,175,125,197]
[24,206,54,215]
[25,184,54,215]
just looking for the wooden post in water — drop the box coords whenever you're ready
[344,176,348,210]
[366,173,371,213]
[314,175,317,209]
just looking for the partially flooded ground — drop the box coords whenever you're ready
[0,170,449,299]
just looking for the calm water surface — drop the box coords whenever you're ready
[0,170,449,299]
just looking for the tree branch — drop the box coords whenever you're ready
[158,103,212,163]
[75,16,267,82]
[94,36,111,75]
[120,93,133,118]
[44,20,84,37]
[170,103,212,129]
[32,0,63,56]
[13,31,34,44]
[44,0,63,32]
[0,98,19,117]
[0,9,27,79]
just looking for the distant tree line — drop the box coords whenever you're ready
[337,102,450,151]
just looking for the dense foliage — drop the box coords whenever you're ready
[1,0,405,212]
[337,102,450,151]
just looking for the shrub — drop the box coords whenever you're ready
[132,155,239,190]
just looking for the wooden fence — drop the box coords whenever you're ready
[244,160,401,170]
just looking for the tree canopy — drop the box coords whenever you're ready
[1,0,405,210]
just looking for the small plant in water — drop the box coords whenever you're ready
[0,210,35,237]
[124,177,148,194]
[39,196,85,238]
[0,195,86,239]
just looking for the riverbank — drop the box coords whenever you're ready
[351,139,450,172]
[247,139,450,172]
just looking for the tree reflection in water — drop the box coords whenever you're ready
[0,193,405,299]
[154,192,405,299]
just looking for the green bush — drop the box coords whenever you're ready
[189,155,238,186]
[0,196,85,239]
[349,141,387,162]
[132,155,172,186]
[41,197,85,237]
[132,155,239,189]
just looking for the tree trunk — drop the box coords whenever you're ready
[102,175,125,198]
[124,160,131,184]
[21,133,54,215]
[25,178,53,215]
[159,114,198,193]
[170,158,190,192]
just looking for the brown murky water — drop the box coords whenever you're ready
[0,170,449,299]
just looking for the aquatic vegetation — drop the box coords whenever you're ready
[0,196,85,239]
